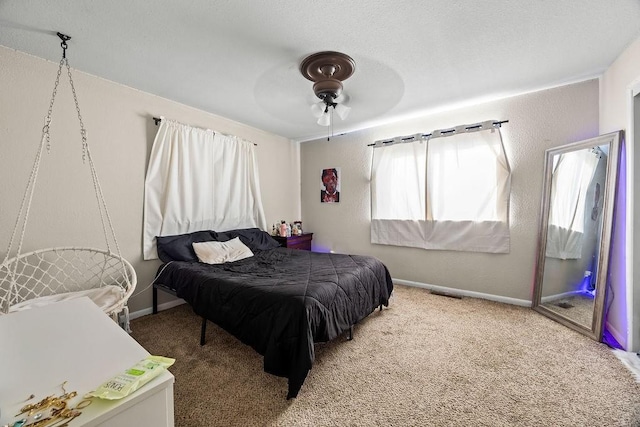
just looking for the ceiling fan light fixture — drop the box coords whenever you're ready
[310,101,326,118]
[334,102,351,120]
[300,51,355,128]
[317,113,331,126]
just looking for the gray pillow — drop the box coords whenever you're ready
[156,230,218,262]
[215,228,280,252]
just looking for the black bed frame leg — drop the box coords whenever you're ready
[153,287,158,314]
[347,325,354,341]
[379,304,383,311]
[200,317,207,346]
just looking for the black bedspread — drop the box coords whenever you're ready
[155,247,393,398]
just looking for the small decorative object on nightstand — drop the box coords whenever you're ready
[273,233,313,251]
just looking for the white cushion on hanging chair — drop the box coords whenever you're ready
[9,285,125,314]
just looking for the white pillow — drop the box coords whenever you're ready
[192,237,254,264]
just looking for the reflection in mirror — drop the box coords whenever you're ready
[532,131,621,341]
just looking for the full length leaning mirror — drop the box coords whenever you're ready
[532,131,621,341]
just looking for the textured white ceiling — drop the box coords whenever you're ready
[1,1,639,141]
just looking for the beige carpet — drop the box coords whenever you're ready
[130,285,640,427]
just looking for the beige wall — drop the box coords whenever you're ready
[301,80,599,302]
[0,46,300,313]
[600,35,640,351]
[0,44,613,335]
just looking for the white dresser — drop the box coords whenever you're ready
[0,297,175,426]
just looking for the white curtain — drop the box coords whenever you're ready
[143,118,267,260]
[371,141,427,246]
[371,121,510,253]
[371,141,426,221]
[545,149,599,260]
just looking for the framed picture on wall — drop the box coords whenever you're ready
[321,167,340,203]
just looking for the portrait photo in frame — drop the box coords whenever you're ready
[321,167,340,203]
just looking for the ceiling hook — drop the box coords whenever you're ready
[57,32,71,59]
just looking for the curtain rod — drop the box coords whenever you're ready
[152,117,257,146]
[367,120,508,147]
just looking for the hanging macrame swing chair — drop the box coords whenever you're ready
[0,33,136,330]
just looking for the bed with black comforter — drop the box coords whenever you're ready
[152,228,393,399]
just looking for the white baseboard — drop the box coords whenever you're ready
[393,278,532,307]
[129,298,187,321]
[612,349,640,382]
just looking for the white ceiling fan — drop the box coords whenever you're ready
[300,51,355,127]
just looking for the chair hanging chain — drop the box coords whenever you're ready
[43,46,88,161]
[11,32,121,258]
[43,59,63,153]
[66,59,88,162]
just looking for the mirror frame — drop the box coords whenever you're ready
[532,131,622,341]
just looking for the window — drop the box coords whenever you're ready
[371,121,511,253]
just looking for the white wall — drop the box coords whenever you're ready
[0,46,300,313]
[301,80,599,303]
[600,35,640,351]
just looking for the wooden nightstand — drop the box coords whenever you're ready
[273,233,313,251]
